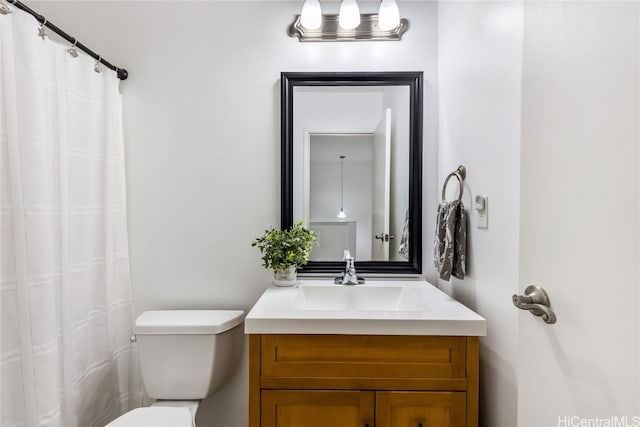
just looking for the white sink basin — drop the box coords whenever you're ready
[244,280,487,336]
[296,284,424,312]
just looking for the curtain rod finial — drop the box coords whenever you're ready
[117,68,128,80]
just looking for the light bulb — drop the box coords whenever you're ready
[338,209,347,218]
[300,0,322,30]
[339,0,360,30]
[378,0,400,30]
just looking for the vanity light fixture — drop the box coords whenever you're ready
[289,0,408,42]
[338,155,347,219]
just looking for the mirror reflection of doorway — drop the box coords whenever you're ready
[307,108,392,262]
[308,134,374,261]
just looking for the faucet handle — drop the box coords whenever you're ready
[343,249,352,261]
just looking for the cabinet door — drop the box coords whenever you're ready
[262,390,374,427]
[376,392,466,427]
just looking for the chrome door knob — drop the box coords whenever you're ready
[375,233,395,242]
[513,285,557,324]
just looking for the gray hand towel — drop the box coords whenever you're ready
[397,209,410,260]
[434,201,467,281]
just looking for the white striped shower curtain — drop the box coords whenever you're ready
[1,9,139,427]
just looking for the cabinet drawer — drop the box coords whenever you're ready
[376,391,466,427]
[261,390,374,427]
[262,335,466,381]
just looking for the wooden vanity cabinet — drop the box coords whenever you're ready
[249,334,479,427]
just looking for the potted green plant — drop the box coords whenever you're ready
[252,221,317,286]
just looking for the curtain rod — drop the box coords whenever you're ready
[6,0,128,80]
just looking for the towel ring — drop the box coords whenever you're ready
[441,165,466,203]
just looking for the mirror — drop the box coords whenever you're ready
[281,72,423,274]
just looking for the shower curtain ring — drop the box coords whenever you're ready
[0,1,11,15]
[38,17,47,40]
[67,38,79,58]
[94,56,103,73]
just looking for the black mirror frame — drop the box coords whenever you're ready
[281,71,423,275]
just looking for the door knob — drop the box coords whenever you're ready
[375,233,394,242]
[513,285,557,324]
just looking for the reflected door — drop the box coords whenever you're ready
[372,108,392,261]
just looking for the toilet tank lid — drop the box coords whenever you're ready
[134,310,245,335]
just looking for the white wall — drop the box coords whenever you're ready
[438,2,523,426]
[30,2,439,426]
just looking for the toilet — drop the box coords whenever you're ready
[106,309,245,427]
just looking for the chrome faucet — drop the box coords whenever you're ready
[335,250,364,285]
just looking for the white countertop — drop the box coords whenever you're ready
[244,279,487,336]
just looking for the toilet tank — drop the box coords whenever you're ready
[134,310,245,400]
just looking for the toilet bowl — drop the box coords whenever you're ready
[105,404,195,427]
[105,310,245,427]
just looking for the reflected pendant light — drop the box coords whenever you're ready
[300,0,322,30]
[338,155,347,218]
[339,0,360,30]
[378,0,400,30]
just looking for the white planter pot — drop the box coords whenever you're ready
[273,266,297,287]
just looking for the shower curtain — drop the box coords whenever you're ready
[1,9,139,427]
